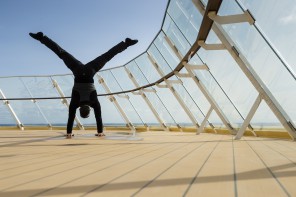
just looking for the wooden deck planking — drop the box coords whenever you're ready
[0,130,295,197]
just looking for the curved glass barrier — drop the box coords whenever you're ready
[218,0,296,127]
[1,0,295,138]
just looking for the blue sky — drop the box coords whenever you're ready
[0,0,168,77]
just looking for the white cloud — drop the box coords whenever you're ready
[279,9,296,24]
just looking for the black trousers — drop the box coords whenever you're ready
[39,36,128,134]
[40,36,128,75]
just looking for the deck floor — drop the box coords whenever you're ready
[0,130,296,197]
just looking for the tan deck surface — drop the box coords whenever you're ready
[0,130,296,197]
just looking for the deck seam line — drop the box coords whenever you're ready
[131,136,211,196]
[245,140,291,197]
[262,141,296,166]
[2,143,162,192]
[0,142,128,172]
[0,144,138,180]
[29,143,172,196]
[232,136,238,197]
[81,137,204,197]
[182,135,223,197]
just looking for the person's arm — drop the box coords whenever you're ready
[92,101,103,133]
[67,101,78,134]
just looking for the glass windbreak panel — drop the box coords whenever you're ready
[51,75,74,97]
[238,0,296,73]
[99,70,122,93]
[178,68,211,117]
[110,67,135,91]
[4,100,49,126]
[0,77,48,126]
[167,0,202,45]
[190,52,246,127]
[35,100,69,126]
[126,92,160,126]
[147,44,173,76]
[209,110,224,128]
[154,86,192,126]
[127,59,186,124]
[0,77,32,99]
[134,53,160,84]
[126,59,181,126]
[145,91,177,126]
[154,32,180,70]
[201,0,208,7]
[21,76,59,98]
[113,95,143,125]
[126,61,150,86]
[163,14,191,56]
[98,96,126,126]
[171,81,204,123]
[197,32,257,117]
[0,99,17,126]
[21,77,69,126]
[218,0,243,16]
[97,71,143,125]
[250,100,284,130]
[219,1,296,127]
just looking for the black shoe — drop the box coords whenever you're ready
[125,38,138,46]
[29,32,44,40]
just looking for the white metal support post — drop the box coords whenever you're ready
[147,53,200,131]
[208,11,296,140]
[198,106,213,134]
[165,35,237,135]
[0,89,24,130]
[208,10,255,25]
[197,40,226,50]
[181,63,209,71]
[51,79,84,130]
[125,67,169,131]
[97,75,136,136]
[235,94,261,139]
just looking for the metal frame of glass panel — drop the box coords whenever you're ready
[194,0,296,139]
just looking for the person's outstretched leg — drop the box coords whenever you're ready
[29,32,82,72]
[86,38,138,72]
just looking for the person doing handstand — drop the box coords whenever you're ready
[29,32,138,138]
